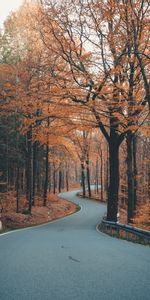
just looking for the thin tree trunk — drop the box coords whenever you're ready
[75,163,78,183]
[48,162,51,192]
[43,137,49,206]
[127,59,136,222]
[62,169,65,190]
[16,166,19,213]
[6,133,9,192]
[32,141,38,205]
[96,159,99,194]
[22,169,26,193]
[100,147,103,201]
[26,159,30,201]
[27,127,33,214]
[53,163,56,194]
[148,162,150,199]
[86,152,91,197]
[81,162,86,197]
[58,164,62,193]
[133,135,137,210]
[66,162,69,191]
[127,132,135,223]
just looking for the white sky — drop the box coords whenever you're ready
[0,0,24,28]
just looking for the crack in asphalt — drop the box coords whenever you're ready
[68,255,80,263]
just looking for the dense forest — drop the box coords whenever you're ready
[0,0,150,230]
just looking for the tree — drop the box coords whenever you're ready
[0,1,79,212]
[0,0,149,226]
[39,0,149,221]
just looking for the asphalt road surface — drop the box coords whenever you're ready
[0,190,150,300]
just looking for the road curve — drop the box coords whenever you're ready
[0,190,150,300]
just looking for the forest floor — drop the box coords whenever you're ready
[1,189,149,233]
[0,191,79,233]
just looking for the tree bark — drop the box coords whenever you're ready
[127,132,137,223]
[107,141,119,222]
[27,127,33,214]
[66,162,69,191]
[16,166,19,213]
[86,152,91,197]
[100,147,103,201]
[81,162,86,197]
[96,159,99,194]
[43,138,49,206]
[133,135,137,210]
[32,141,38,206]
[105,145,109,201]
[58,164,62,193]
[75,163,78,183]
[53,163,56,194]
[127,132,134,222]
[48,162,51,192]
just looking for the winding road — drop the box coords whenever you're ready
[0,190,150,300]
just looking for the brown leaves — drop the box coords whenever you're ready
[133,202,150,231]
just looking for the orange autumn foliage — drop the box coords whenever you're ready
[133,203,150,231]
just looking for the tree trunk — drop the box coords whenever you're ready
[66,163,69,191]
[16,166,19,213]
[148,162,150,199]
[127,132,137,223]
[58,165,62,193]
[27,127,33,214]
[100,147,103,201]
[86,153,91,197]
[53,163,56,194]
[43,138,49,206]
[32,141,38,206]
[20,169,24,193]
[75,163,78,183]
[107,141,119,222]
[62,169,65,190]
[133,135,137,210]
[81,162,86,197]
[96,159,99,194]
[48,162,51,192]
[6,135,9,192]
[26,160,30,201]
[105,145,109,201]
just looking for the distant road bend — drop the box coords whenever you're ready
[0,190,150,300]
